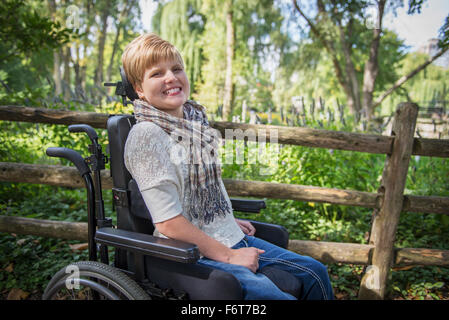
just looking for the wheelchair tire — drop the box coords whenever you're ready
[42,261,151,300]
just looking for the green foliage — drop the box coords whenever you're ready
[0,185,89,295]
[1,105,448,299]
[191,0,286,114]
[439,15,449,49]
[152,0,204,93]
[390,267,447,300]
[272,23,406,117]
[0,0,72,65]
[381,52,449,115]
[223,138,384,241]
[223,114,449,299]
[0,233,88,295]
[0,0,448,301]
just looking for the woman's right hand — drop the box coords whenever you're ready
[155,215,265,272]
[228,247,265,273]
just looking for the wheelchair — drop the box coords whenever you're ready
[42,69,302,300]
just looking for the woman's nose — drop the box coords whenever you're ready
[164,70,177,82]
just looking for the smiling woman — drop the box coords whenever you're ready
[121,33,190,118]
[119,32,335,300]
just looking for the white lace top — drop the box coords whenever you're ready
[124,121,244,248]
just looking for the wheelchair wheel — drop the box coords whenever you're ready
[42,261,151,300]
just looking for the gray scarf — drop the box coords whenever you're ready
[133,99,231,226]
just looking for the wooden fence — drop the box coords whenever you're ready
[0,102,448,300]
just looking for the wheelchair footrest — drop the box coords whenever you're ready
[95,227,200,264]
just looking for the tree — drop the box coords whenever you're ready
[152,0,205,94]
[94,0,116,88]
[0,0,71,94]
[222,0,235,121]
[0,0,146,106]
[381,51,449,114]
[194,0,286,117]
[106,0,137,81]
[292,0,449,121]
[0,0,71,64]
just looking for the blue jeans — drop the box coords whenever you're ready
[197,235,334,300]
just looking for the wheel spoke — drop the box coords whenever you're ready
[42,261,151,300]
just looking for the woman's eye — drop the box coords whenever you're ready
[150,72,160,77]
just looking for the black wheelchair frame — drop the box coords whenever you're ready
[41,69,301,300]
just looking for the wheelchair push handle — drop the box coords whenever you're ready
[68,124,98,142]
[46,147,91,176]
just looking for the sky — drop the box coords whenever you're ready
[139,0,449,52]
[382,0,449,51]
[139,0,158,31]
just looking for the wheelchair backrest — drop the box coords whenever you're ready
[107,114,155,235]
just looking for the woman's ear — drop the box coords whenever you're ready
[135,85,144,100]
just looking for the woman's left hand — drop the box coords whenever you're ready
[235,219,256,236]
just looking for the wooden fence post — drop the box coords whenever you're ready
[358,102,418,300]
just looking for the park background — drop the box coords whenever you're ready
[0,0,448,300]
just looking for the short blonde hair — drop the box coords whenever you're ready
[121,33,184,90]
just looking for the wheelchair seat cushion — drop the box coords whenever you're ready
[144,256,243,300]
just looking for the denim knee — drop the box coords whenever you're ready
[312,260,328,278]
[309,259,334,300]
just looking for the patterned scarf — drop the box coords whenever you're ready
[133,99,231,226]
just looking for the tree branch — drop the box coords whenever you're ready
[292,0,349,95]
[372,47,449,109]
[337,15,361,114]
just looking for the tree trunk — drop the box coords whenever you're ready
[362,0,386,121]
[338,23,362,119]
[80,0,94,91]
[107,26,122,82]
[1,215,448,267]
[2,103,449,157]
[73,43,83,93]
[94,2,110,87]
[62,46,72,100]
[0,216,88,241]
[1,160,448,214]
[106,0,135,81]
[222,0,235,121]
[53,50,63,96]
[293,1,358,119]
[47,0,62,96]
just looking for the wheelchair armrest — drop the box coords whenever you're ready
[95,227,200,264]
[246,220,290,249]
[230,198,266,213]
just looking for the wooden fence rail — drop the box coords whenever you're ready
[1,104,449,157]
[1,215,448,268]
[1,162,449,215]
[1,102,448,300]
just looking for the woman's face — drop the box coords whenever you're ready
[136,59,190,118]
